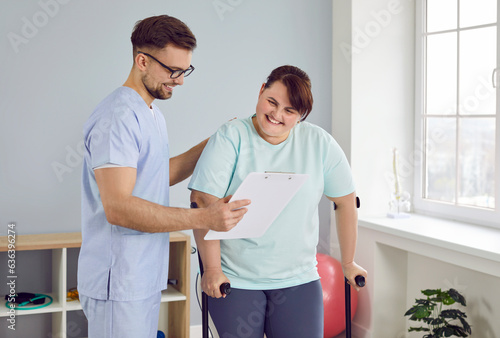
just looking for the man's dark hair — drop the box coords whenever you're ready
[131,15,197,53]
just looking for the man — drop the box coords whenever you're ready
[78,15,250,337]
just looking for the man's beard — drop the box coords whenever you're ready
[143,74,172,100]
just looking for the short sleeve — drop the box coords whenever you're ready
[188,126,238,198]
[322,136,355,198]
[86,110,141,169]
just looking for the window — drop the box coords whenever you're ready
[415,0,500,227]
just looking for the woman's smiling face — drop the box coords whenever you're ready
[252,81,302,145]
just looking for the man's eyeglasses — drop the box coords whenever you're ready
[137,51,195,79]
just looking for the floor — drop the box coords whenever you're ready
[190,326,352,338]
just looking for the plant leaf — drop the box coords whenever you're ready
[416,298,436,306]
[442,295,456,306]
[448,288,467,306]
[440,309,467,319]
[409,314,422,322]
[409,327,430,332]
[433,326,455,337]
[448,325,468,337]
[423,317,445,326]
[459,317,472,334]
[415,306,432,319]
[404,306,418,317]
[406,306,431,320]
[422,289,441,296]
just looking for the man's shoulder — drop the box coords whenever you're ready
[84,88,142,134]
[91,87,142,120]
[95,87,139,110]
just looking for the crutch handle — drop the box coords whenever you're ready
[355,275,365,287]
[345,275,366,287]
[220,282,232,295]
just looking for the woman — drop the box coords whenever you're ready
[189,65,367,338]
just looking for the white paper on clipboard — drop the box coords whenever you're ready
[204,172,309,240]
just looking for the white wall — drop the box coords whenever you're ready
[350,0,416,217]
[331,0,415,251]
[0,0,333,234]
[333,1,500,337]
[332,0,416,335]
[0,0,334,332]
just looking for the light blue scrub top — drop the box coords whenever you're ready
[188,116,355,290]
[78,87,170,301]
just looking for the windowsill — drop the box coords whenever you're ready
[358,213,500,263]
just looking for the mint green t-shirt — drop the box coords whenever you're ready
[188,116,355,290]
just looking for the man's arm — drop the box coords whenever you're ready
[327,192,367,291]
[95,166,249,233]
[169,138,209,186]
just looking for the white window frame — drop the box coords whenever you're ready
[414,0,500,229]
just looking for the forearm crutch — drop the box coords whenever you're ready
[345,276,365,338]
[333,196,365,338]
[191,202,231,338]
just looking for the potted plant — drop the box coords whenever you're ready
[404,288,471,337]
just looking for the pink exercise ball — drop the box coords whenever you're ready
[317,253,358,338]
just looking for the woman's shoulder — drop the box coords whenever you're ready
[296,121,335,142]
[216,115,254,137]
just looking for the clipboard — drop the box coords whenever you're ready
[204,172,309,240]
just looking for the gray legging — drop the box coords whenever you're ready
[207,280,324,338]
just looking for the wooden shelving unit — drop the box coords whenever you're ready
[0,231,190,337]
